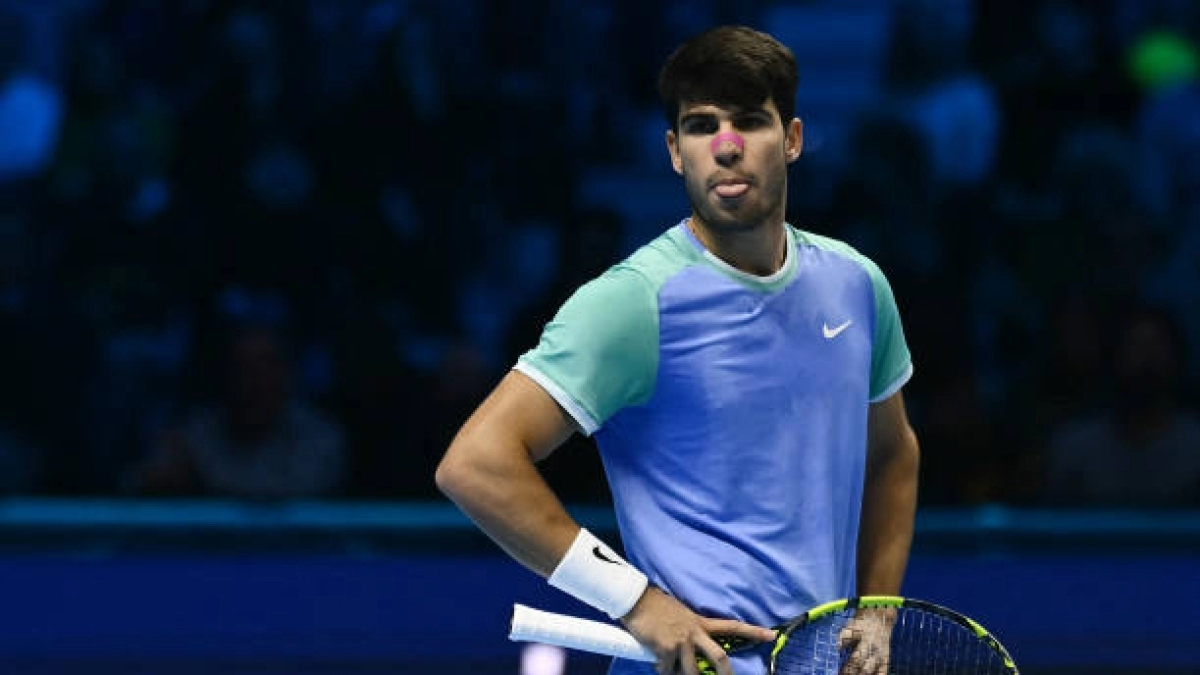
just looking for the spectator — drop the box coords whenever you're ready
[1041,306,1200,506]
[125,322,346,499]
[1131,49,1200,220]
[978,0,1138,189]
[885,0,1000,188]
[0,10,63,186]
[0,0,1195,505]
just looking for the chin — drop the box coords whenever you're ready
[708,218,760,233]
[699,205,769,232]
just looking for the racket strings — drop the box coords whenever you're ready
[770,606,1013,675]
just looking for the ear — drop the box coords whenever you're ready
[786,118,803,163]
[666,129,684,175]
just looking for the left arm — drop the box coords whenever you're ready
[857,389,920,595]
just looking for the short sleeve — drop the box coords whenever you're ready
[515,268,660,435]
[863,259,913,402]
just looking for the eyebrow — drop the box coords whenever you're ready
[678,107,772,128]
[678,111,716,125]
[680,105,770,120]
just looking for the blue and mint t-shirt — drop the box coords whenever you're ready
[516,221,912,674]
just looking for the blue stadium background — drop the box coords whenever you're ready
[0,0,1198,672]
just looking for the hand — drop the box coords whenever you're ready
[838,607,896,675]
[620,586,775,675]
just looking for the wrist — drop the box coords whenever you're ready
[548,528,648,619]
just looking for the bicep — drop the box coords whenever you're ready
[452,369,581,464]
[436,370,595,576]
[866,390,918,467]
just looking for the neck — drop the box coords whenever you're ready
[687,217,788,276]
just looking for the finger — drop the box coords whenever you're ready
[838,624,860,651]
[852,642,887,675]
[693,635,733,675]
[656,651,675,675]
[673,642,698,675]
[702,618,776,643]
[863,651,885,675]
[840,651,863,675]
[871,644,891,675]
[839,638,871,675]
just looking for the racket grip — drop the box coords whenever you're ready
[510,604,656,662]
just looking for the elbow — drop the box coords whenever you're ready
[896,426,921,482]
[435,446,471,501]
[904,426,921,468]
[869,424,920,479]
[435,434,495,505]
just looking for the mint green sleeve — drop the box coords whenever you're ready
[864,259,913,402]
[515,267,659,435]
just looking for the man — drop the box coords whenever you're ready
[1043,305,1200,507]
[437,26,919,675]
[127,323,346,498]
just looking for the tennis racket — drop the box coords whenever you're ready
[511,596,1018,674]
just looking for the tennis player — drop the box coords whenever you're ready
[437,26,920,675]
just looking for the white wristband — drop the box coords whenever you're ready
[548,528,648,619]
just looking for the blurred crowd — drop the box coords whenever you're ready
[0,0,1197,506]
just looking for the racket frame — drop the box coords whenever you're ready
[760,595,1019,675]
[510,595,1019,674]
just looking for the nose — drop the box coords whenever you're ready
[710,131,744,166]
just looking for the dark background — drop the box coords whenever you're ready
[1,0,1198,506]
[0,0,1198,672]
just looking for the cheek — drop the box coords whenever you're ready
[675,147,701,175]
[761,146,792,172]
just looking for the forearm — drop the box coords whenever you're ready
[438,432,650,621]
[437,435,580,577]
[856,427,919,595]
[437,371,648,621]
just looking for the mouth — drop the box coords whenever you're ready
[711,177,752,199]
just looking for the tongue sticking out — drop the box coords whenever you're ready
[714,182,749,198]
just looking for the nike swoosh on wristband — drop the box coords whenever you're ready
[823,319,852,339]
[592,546,620,565]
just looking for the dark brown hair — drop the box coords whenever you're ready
[657,25,799,131]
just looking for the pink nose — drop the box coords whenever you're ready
[710,132,744,155]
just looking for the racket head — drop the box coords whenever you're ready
[768,596,1019,675]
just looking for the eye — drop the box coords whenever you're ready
[734,114,770,131]
[681,116,718,135]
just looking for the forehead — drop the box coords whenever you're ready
[678,98,780,119]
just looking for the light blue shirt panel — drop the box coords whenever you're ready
[599,246,877,675]
[794,229,912,400]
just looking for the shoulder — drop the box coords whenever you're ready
[791,225,900,314]
[565,226,699,313]
[618,224,702,287]
[791,225,885,278]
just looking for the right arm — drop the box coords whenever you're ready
[435,370,582,575]
[435,370,772,674]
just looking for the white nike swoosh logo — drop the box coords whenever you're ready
[823,319,853,339]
